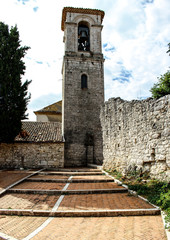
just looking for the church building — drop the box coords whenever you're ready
[0,7,105,170]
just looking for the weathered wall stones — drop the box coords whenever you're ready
[62,8,105,166]
[0,142,64,169]
[100,95,170,181]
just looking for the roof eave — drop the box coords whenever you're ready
[61,7,105,31]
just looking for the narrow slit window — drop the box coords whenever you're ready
[81,74,88,89]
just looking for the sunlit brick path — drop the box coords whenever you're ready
[0,168,167,240]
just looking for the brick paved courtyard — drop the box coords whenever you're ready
[0,168,168,240]
[0,215,167,240]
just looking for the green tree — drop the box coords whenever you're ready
[0,22,31,143]
[150,43,170,99]
[150,71,170,99]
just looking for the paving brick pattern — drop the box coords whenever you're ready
[0,193,60,210]
[0,168,167,240]
[32,216,167,240]
[0,215,166,240]
[68,182,124,190]
[58,193,154,211]
[29,175,68,180]
[0,171,30,190]
[0,215,48,240]
[12,182,65,190]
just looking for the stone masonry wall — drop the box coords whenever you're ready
[62,10,104,166]
[0,142,64,169]
[63,56,104,166]
[100,95,170,181]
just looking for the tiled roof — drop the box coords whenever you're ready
[61,7,105,31]
[15,122,63,143]
[34,101,62,115]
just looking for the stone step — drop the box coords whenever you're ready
[0,168,161,221]
[0,191,159,214]
[29,174,109,181]
[7,188,128,195]
[26,178,115,183]
[53,168,102,172]
[87,164,102,170]
[0,208,160,217]
[40,171,103,176]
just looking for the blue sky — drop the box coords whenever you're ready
[0,0,170,120]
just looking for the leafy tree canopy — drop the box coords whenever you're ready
[150,43,170,99]
[0,22,31,143]
[150,70,170,99]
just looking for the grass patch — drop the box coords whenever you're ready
[106,169,123,180]
[105,168,170,230]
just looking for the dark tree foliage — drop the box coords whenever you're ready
[150,43,170,99]
[0,22,31,143]
[167,43,170,55]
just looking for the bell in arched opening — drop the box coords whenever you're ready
[78,23,90,51]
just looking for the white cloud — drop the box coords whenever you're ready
[0,0,170,119]
[102,0,170,100]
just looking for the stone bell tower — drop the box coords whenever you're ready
[61,7,105,166]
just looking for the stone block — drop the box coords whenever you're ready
[155,155,166,161]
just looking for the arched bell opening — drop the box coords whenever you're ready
[78,21,90,51]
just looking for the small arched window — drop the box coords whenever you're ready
[81,74,88,89]
[78,22,90,51]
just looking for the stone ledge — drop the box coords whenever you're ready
[0,208,160,217]
[87,164,103,170]
[53,168,102,172]
[40,172,103,176]
[26,178,115,183]
[7,188,128,195]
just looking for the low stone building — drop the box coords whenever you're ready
[34,100,62,122]
[0,121,64,169]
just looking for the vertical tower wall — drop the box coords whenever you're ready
[62,8,105,166]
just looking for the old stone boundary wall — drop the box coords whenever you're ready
[0,142,64,169]
[100,95,170,181]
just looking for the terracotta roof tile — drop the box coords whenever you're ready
[15,122,63,143]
